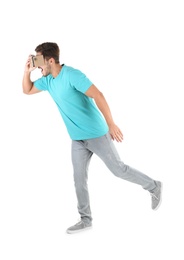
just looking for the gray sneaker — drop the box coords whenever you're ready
[150,181,163,210]
[66,221,92,234]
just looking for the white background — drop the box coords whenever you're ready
[0,0,184,259]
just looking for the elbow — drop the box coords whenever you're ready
[23,89,32,95]
[22,89,29,95]
[22,84,32,95]
[96,91,104,99]
[22,81,34,95]
[99,91,104,97]
[93,91,105,105]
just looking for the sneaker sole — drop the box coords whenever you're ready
[66,225,92,234]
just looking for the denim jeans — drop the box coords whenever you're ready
[71,132,157,224]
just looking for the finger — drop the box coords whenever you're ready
[115,133,123,142]
[116,136,122,142]
[110,134,114,140]
[117,129,123,138]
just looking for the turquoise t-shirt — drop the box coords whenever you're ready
[33,65,109,140]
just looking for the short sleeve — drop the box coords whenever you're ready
[33,77,48,91]
[69,68,93,93]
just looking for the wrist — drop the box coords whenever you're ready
[24,69,31,74]
[107,121,115,127]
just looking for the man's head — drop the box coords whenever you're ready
[35,42,60,77]
[35,42,60,63]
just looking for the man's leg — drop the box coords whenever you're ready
[71,140,93,224]
[86,133,162,210]
[86,133,157,191]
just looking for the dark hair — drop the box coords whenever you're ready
[35,42,60,63]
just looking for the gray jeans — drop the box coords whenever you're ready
[71,133,157,224]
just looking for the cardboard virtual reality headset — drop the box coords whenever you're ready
[30,55,45,67]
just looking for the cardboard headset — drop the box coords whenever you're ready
[30,55,45,68]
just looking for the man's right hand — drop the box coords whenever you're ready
[22,55,41,95]
[24,55,36,73]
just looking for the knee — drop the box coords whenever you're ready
[111,161,129,178]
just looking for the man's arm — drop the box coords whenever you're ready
[85,84,123,142]
[22,55,41,95]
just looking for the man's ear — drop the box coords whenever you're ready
[49,57,55,64]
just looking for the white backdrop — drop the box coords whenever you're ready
[0,0,184,259]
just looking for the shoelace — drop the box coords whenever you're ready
[150,192,158,200]
[75,221,83,226]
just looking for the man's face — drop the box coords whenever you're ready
[36,52,51,77]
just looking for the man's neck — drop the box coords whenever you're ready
[51,64,62,78]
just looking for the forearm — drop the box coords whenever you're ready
[85,85,123,141]
[94,92,115,127]
[22,71,33,94]
[94,92,123,142]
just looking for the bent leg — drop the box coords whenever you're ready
[86,133,157,191]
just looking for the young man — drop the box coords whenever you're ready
[22,42,162,234]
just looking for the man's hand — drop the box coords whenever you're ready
[109,123,124,142]
[24,55,36,73]
[22,55,41,95]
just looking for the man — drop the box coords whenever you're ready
[22,42,162,234]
